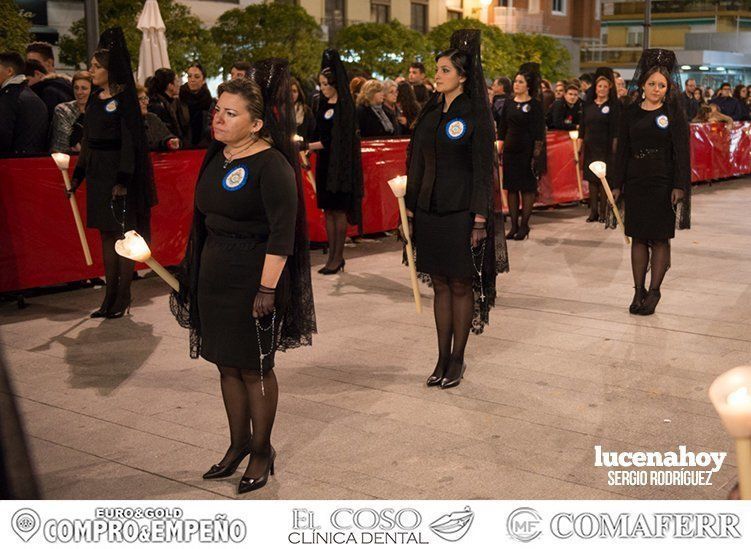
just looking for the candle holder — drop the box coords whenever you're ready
[588,161,630,245]
[387,175,421,314]
[709,366,751,499]
[114,230,179,292]
[51,153,93,266]
[568,130,584,200]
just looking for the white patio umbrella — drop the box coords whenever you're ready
[136,0,170,84]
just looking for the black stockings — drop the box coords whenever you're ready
[507,191,536,233]
[324,210,347,269]
[216,365,278,478]
[631,238,670,290]
[430,275,474,380]
[99,230,134,313]
[588,184,602,220]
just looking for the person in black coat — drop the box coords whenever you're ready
[26,60,74,125]
[546,83,582,130]
[0,52,48,155]
[356,79,398,138]
[180,63,214,147]
[70,28,157,319]
[406,30,506,390]
[498,63,547,240]
[170,62,315,495]
[147,68,189,139]
[490,76,511,137]
[710,83,744,121]
[578,67,620,222]
[308,49,363,274]
[612,49,690,316]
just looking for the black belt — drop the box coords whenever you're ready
[88,138,122,151]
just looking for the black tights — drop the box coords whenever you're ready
[99,230,134,313]
[324,210,347,269]
[430,275,474,380]
[507,191,536,232]
[631,238,670,291]
[588,184,602,219]
[216,365,278,478]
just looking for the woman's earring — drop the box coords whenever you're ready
[641,91,646,99]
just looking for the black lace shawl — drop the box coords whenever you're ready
[170,59,316,358]
[320,49,363,229]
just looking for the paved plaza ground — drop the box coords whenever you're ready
[2,178,750,500]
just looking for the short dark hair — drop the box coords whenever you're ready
[231,61,251,72]
[409,61,426,73]
[24,59,47,77]
[685,78,696,85]
[148,68,177,96]
[495,76,512,94]
[565,83,580,93]
[720,82,731,89]
[0,51,25,75]
[26,41,54,63]
[579,73,593,84]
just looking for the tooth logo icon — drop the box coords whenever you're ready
[429,506,474,542]
[12,508,40,542]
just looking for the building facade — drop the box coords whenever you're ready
[585,0,751,85]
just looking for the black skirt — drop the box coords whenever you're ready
[414,208,475,278]
[197,233,288,371]
[502,150,537,193]
[624,179,675,240]
[85,149,139,233]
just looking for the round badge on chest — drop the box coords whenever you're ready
[656,114,669,129]
[522,103,530,113]
[222,164,249,192]
[445,118,467,140]
[324,108,334,120]
[105,99,118,113]
[601,105,610,114]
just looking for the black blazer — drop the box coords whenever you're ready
[405,93,493,217]
[356,104,397,138]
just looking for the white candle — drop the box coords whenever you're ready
[51,152,71,170]
[589,161,607,179]
[387,175,408,198]
[568,130,579,140]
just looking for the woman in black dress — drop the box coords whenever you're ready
[406,29,508,389]
[308,49,363,274]
[579,67,620,223]
[70,27,156,318]
[180,62,214,147]
[612,49,690,315]
[498,63,546,240]
[171,60,316,494]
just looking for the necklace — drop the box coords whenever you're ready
[223,139,257,168]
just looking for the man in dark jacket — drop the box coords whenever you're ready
[710,82,744,121]
[25,42,74,123]
[680,78,700,121]
[546,83,582,130]
[490,76,510,137]
[0,52,49,155]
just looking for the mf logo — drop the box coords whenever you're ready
[507,507,542,542]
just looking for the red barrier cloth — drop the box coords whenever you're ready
[2,123,749,293]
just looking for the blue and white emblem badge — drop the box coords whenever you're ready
[522,103,530,113]
[656,114,669,129]
[105,99,118,113]
[445,118,466,140]
[324,108,334,120]
[222,164,248,191]
[601,105,610,114]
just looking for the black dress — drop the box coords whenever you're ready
[76,91,139,232]
[614,104,690,240]
[195,147,297,370]
[312,101,350,211]
[580,99,620,183]
[406,93,492,278]
[498,97,546,192]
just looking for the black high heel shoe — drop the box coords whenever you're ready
[238,447,276,494]
[505,228,518,239]
[90,307,109,318]
[203,447,251,480]
[586,213,599,223]
[440,359,467,389]
[105,300,131,319]
[320,260,345,275]
[513,226,530,240]
[629,287,646,314]
[426,358,448,387]
[637,289,661,316]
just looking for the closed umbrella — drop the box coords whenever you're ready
[136,0,170,84]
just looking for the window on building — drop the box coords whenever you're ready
[275,0,298,5]
[552,0,566,15]
[528,0,540,14]
[372,1,390,23]
[498,0,509,7]
[626,26,643,47]
[325,0,346,31]
[447,9,462,20]
[411,1,428,33]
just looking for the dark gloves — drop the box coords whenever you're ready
[67,178,82,197]
[471,220,487,248]
[532,140,547,178]
[252,284,275,319]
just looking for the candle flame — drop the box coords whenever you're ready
[51,152,70,170]
[387,175,408,198]
[589,161,607,178]
[114,230,152,262]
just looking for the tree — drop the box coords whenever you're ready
[427,18,571,82]
[334,20,429,79]
[0,0,32,53]
[211,3,324,81]
[59,0,221,77]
